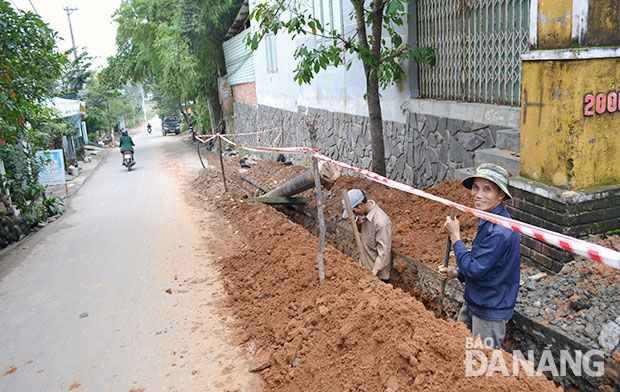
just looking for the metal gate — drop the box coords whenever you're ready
[417,0,529,106]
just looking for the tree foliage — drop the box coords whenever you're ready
[248,0,435,176]
[0,0,67,145]
[59,48,95,95]
[109,0,242,132]
[83,73,140,134]
[0,0,69,225]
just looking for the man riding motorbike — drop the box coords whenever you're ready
[119,130,135,165]
[147,123,152,133]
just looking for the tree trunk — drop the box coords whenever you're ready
[367,71,386,176]
[206,97,217,134]
[207,87,222,133]
[105,99,112,137]
[352,0,386,176]
[179,101,190,124]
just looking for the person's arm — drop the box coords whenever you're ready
[371,223,391,275]
[355,215,366,232]
[131,138,135,146]
[454,231,507,280]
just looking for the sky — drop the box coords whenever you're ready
[10,0,123,69]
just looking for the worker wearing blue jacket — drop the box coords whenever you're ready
[439,163,520,349]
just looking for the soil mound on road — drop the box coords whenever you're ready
[191,160,560,391]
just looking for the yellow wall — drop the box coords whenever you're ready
[587,1,620,47]
[520,58,620,189]
[538,0,572,49]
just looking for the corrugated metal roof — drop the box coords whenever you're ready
[225,0,249,38]
[222,28,255,85]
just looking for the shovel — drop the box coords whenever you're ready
[438,208,455,316]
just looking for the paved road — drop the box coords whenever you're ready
[0,123,260,391]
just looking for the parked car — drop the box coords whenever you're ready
[162,115,180,135]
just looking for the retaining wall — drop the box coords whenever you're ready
[233,103,507,189]
[0,193,24,249]
[506,177,620,273]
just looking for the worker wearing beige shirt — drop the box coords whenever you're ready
[342,189,393,282]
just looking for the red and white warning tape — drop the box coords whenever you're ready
[207,134,620,270]
[257,129,282,146]
[220,126,280,137]
[219,134,313,154]
[195,127,280,143]
[195,134,217,144]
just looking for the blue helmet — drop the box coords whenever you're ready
[122,130,128,136]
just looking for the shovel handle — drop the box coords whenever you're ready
[443,208,456,268]
[438,208,456,315]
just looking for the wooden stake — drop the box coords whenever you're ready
[343,190,363,264]
[438,208,456,316]
[218,136,227,193]
[197,137,206,169]
[304,114,325,284]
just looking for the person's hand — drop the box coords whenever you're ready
[444,216,461,243]
[438,266,458,280]
[372,268,378,276]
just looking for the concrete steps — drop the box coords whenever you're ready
[455,128,521,180]
[496,129,520,154]
[474,147,521,176]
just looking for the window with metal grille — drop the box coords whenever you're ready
[417,0,529,106]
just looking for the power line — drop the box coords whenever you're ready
[27,0,37,13]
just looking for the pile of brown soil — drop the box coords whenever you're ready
[191,157,560,391]
[242,159,479,268]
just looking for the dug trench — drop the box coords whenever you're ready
[191,149,618,391]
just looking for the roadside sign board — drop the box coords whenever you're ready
[37,149,66,186]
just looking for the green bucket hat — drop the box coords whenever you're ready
[462,163,512,200]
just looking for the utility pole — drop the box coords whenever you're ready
[140,84,147,122]
[63,6,78,60]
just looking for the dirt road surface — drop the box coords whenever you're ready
[0,124,261,391]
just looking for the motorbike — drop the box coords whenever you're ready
[122,151,135,171]
[147,125,152,134]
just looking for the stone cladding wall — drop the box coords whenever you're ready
[232,103,505,188]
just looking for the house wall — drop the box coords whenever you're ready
[586,0,620,46]
[232,82,257,105]
[534,0,620,49]
[233,102,508,188]
[520,56,620,189]
[249,0,410,124]
[241,0,520,187]
[537,0,573,49]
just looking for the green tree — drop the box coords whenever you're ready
[0,0,69,225]
[177,0,242,132]
[83,71,142,136]
[59,48,95,96]
[0,1,67,145]
[248,0,435,176]
[110,0,241,133]
[110,0,195,123]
